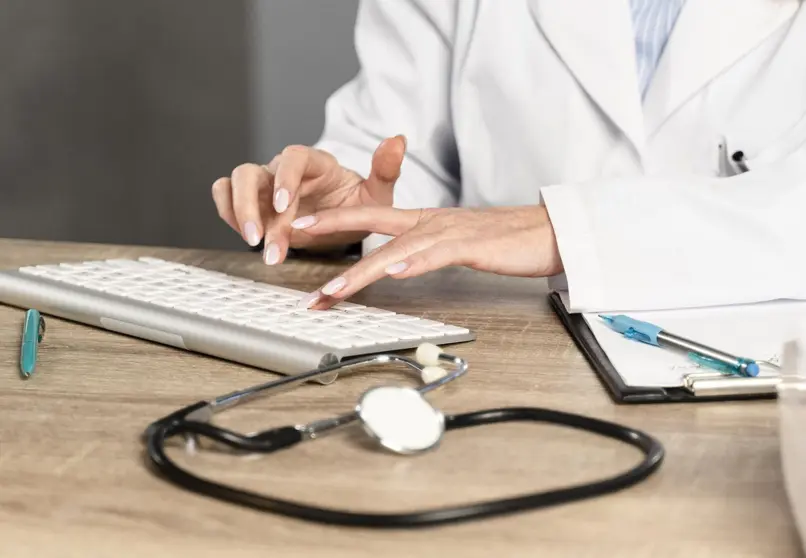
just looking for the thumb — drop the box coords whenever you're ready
[363,135,406,198]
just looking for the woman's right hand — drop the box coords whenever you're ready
[211,135,407,265]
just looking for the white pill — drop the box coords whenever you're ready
[420,366,448,384]
[416,343,442,366]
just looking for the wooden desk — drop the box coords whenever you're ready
[0,238,802,558]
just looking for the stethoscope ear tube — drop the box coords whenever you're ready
[144,406,664,529]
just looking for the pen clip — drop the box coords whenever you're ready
[599,314,660,346]
[623,328,653,345]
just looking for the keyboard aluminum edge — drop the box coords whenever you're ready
[0,269,476,379]
[0,270,335,378]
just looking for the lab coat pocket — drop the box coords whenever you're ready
[744,109,806,170]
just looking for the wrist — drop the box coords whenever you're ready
[536,204,564,276]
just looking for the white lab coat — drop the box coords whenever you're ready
[314,0,806,313]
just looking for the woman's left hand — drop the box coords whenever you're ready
[290,204,564,310]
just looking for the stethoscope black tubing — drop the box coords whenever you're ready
[145,406,664,528]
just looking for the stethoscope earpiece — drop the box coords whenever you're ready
[415,342,450,385]
[415,343,443,366]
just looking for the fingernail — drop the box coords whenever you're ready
[264,242,280,265]
[396,134,407,151]
[321,277,346,296]
[291,215,317,229]
[385,261,409,275]
[297,291,320,310]
[244,222,260,246]
[274,188,290,213]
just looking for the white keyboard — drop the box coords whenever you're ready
[0,257,474,377]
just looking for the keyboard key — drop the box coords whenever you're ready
[18,267,47,276]
[405,318,446,328]
[388,314,421,322]
[168,286,202,296]
[376,325,438,341]
[355,332,400,344]
[105,259,147,268]
[267,302,298,312]
[333,301,366,309]
[329,323,363,334]
[58,263,94,271]
[434,324,470,335]
[145,281,174,290]
[261,284,305,297]
[349,319,381,330]
[348,314,385,323]
[349,307,395,316]
[284,313,319,324]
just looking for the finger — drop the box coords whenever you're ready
[230,163,272,247]
[298,232,439,311]
[264,147,337,265]
[290,206,422,238]
[262,155,280,176]
[363,135,407,200]
[383,240,470,279]
[211,177,239,233]
[258,156,284,264]
[272,145,335,214]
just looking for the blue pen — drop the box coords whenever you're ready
[20,309,46,378]
[598,314,760,377]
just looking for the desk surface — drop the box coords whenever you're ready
[0,238,802,558]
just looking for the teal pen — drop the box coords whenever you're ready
[20,309,46,378]
[599,314,761,377]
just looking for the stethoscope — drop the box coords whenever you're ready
[143,344,665,528]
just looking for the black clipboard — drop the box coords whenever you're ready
[548,291,778,404]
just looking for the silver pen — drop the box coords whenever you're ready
[599,314,765,377]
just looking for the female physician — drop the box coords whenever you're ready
[211,0,806,313]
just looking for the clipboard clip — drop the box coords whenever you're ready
[683,353,784,396]
[683,372,780,397]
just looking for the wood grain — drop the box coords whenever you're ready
[0,238,802,558]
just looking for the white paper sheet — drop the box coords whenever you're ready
[560,293,806,387]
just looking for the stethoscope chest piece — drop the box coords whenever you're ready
[356,385,445,455]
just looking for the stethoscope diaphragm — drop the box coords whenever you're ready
[356,385,445,454]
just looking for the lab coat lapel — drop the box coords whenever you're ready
[644,0,801,138]
[527,0,646,156]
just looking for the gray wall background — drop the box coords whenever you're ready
[0,0,360,251]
